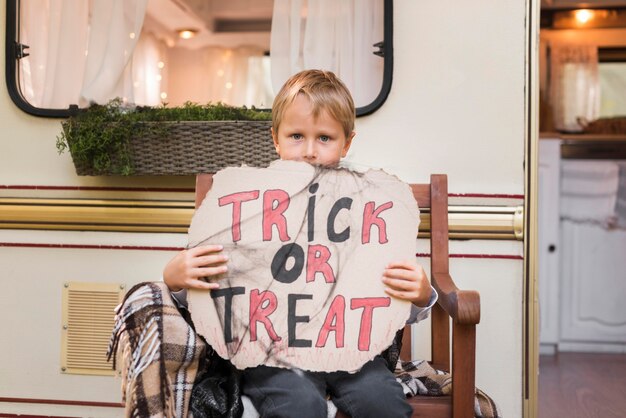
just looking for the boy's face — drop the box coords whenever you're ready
[272,94,355,167]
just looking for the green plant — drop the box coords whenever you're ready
[56,99,272,175]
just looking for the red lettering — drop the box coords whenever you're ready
[218,190,260,242]
[263,189,291,242]
[362,201,393,244]
[249,289,281,342]
[306,244,335,283]
[350,297,391,351]
[316,295,345,348]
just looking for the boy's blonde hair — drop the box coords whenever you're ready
[272,70,355,138]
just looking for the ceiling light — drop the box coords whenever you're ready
[575,9,594,24]
[177,29,198,40]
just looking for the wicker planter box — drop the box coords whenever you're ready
[69,120,275,176]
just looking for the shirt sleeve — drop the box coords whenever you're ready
[406,286,438,324]
[170,288,188,308]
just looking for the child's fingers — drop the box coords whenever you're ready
[383,276,416,291]
[384,287,414,300]
[384,278,422,302]
[184,277,220,290]
[194,253,228,268]
[383,267,415,282]
[192,265,228,278]
[386,259,417,270]
[188,244,224,257]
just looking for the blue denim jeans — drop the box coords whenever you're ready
[242,356,412,418]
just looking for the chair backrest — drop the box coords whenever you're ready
[195,174,214,209]
[403,175,451,370]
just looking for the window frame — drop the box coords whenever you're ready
[598,47,626,119]
[599,47,626,63]
[5,0,393,118]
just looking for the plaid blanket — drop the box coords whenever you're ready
[395,360,502,418]
[108,282,501,418]
[108,282,207,417]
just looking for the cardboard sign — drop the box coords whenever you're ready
[188,160,419,373]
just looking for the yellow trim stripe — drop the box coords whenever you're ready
[0,198,524,240]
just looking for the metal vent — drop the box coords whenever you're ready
[61,282,124,375]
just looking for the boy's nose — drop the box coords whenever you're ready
[303,140,317,161]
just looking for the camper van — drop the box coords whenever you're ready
[0,0,624,417]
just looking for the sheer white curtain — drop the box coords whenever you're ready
[270,0,384,106]
[549,43,600,132]
[132,32,168,106]
[19,0,89,108]
[80,0,148,106]
[247,55,274,108]
[19,0,150,108]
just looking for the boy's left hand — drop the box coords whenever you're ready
[383,260,432,307]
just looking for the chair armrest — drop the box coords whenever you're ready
[432,271,480,325]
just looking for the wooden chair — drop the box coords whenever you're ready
[195,173,481,418]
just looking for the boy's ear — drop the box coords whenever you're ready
[342,131,356,157]
[271,127,280,155]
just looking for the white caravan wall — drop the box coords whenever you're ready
[0,1,527,417]
[354,0,526,194]
[0,1,526,194]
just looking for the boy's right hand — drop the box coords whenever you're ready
[163,244,228,292]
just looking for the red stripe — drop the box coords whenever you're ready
[0,243,522,259]
[0,397,123,409]
[0,415,76,418]
[0,185,193,193]
[416,252,523,260]
[449,193,524,199]
[0,242,183,251]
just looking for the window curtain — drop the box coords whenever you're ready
[80,0,148,106]
[549,43,600,132]
[132,32,168,106]
[270,0,384,107]
[19,0,151,108]
[19,0,89,108]
[246,55,274,109]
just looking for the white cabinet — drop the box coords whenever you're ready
[538,139,626,353]
[538,140,561,353]
[560,221,626,350]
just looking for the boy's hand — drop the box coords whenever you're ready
[163,245,228,292]
[382,260,432,307]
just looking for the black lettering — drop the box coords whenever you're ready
[307,183,319,242]
[288,294,312,347]
[271,243,305,284]
[211,286,245,343]
[327,197,352,242]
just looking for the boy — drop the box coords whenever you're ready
[164,70,435,418]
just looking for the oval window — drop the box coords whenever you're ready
[5,0,393,118]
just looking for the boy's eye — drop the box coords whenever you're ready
[291,134,303,140]
[319,135,330,143]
